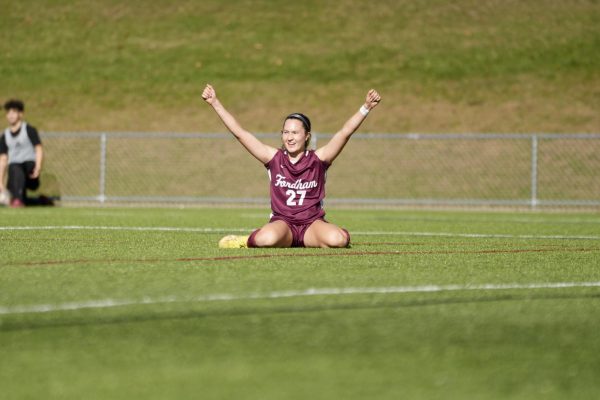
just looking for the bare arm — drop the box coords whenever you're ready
[202,84,277,164]
[30,145,43,179]
[0,154,7,191]
[315,89,381,164]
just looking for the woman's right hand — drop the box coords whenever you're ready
[202,84,217,104]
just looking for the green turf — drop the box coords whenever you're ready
[1,207,599,399]
[0,0,598,132]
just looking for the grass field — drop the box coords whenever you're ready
[1,0,599,133]
[1,207,599,399]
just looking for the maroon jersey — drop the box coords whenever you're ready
[265,149,330,225]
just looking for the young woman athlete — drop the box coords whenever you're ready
[202,84,381,248]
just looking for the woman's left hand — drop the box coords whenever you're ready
[365,89,381,110]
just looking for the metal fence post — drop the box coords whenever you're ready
[99,133,107,203]
[530,134,538,208]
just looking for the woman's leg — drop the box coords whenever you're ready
[249,220,293,248]
[303,219,350,248]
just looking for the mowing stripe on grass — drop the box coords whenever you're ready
[1,281,599,316]
[5,247,598,268]
[1,225,599,240]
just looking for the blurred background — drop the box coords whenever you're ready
[1,0,599,207]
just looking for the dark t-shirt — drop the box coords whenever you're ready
[266,149,330,225]
[0,124,41,155]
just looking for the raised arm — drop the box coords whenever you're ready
[202,84,277,164]
[315,89,381,164]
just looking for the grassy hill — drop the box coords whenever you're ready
[1,0,598,133]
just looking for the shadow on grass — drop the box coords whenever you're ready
[2,291,599,332]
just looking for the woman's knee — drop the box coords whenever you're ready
[254,229,279,247]
[253,225,291,247]
[322,229,349,248]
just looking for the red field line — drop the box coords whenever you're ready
[4,247,598,268]
[177,247,598,262]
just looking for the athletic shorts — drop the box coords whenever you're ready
[270,216,323,248]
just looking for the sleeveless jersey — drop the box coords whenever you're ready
[265,149,330,225]
[2,122,37,164]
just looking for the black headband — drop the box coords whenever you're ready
[285,113,311,132]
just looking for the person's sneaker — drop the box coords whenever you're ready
[10,198,24,208]
[218,235,249,248]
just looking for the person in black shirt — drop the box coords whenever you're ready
[0,99,44,207]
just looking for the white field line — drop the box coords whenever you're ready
[0,225,598,240]
[1,281,599,316]
[0,226,250,233]
[347,215,600,225]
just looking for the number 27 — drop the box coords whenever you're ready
[286,190,307,206]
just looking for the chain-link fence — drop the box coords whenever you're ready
[38,132,600,208]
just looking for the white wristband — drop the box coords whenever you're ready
[359,105,370,116]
